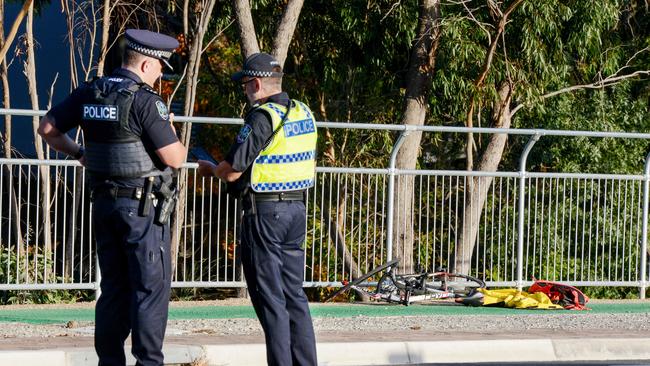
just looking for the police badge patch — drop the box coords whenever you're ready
[236,124,252,143]
[155,100,169,120]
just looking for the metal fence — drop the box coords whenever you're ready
[1,108,649,297]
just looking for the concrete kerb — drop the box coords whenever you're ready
[1,338,650,365]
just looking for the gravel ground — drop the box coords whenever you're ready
[171,312,650,336]
[1,299,649,339]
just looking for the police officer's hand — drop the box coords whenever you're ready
[197,160,217,177]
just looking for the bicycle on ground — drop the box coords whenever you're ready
[325,259,486,306]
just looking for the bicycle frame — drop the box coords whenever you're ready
[326,259,485,306]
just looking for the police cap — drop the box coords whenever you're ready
[125,29,179,71]
[231,52,284,82]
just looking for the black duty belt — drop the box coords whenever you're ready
[242,191,306,216]
[90,186,156,201]
[249,191,306,202]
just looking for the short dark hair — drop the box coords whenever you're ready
[266,65,283,88]
[122,48,146,67]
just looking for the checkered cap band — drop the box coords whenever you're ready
[242,69,282,78]
[127,40,173,60]
[252,179,314,192]
[255,150,315,165]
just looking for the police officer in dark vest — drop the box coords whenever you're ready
[197,52,318,366]
[38,29,187,366]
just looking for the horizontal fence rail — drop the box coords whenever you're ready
[0,108,648,298]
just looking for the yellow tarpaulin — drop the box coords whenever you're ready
[477,288,564,309]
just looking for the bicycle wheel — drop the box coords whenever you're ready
[425,272,485,298]
[324,259,400,302]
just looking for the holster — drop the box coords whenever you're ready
[154,178,178,225]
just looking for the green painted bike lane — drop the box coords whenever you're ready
[0,302,648,325]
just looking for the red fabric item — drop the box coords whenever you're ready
[528,280,590,310]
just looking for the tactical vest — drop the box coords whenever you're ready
[250,100,317,192]
[80,77,168,178]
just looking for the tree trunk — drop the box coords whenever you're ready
[62,0,78,89]
[1,60,11,160]
[453,0,523,274]
[172,0,217,279]
[392,0,440,273]
[454,82,513,274]
[0,1,24,257]
[183,0,189,36]
[233,0,260,57]
[25,2,52,260]
[463,1,523,179]
[0,0,32,62]
[271,0,304,65]
[60,0,86,279]
[95,0,111,78]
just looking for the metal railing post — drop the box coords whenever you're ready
[517,133,541,290]
[386,129,411,262]
[640,152,650,299]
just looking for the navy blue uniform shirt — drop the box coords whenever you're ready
[48,68,178,188]
[225,92,290,196]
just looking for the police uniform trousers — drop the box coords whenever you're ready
[92,194,172,366]
[240,199,318,366]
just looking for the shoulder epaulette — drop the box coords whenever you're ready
[141,85,159,95]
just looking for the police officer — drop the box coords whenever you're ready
[197,52,318,366]
[38,29,186,366]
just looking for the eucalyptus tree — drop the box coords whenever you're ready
[427,0,650,274]
[273,1,428,275]
[0,0,32,261]
[0,0,32,62]
[171,0,217,273]
[24,0,53,260]
[391,0,441,272]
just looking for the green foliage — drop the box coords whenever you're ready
[1,289,93,304]
[527,87,650,174]
[194,1,649,174]
[583,286,639,299]
[0,245,93,304]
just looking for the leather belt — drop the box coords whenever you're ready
[241,191,306,216]
[249,191,305,202]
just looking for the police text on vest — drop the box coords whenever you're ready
[283,118,315,138]
[83,104,119,121]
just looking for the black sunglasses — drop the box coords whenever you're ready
[241,78,257,86]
